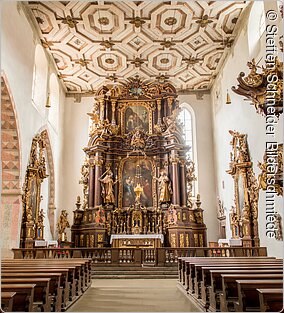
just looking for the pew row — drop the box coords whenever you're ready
[1,258,92,312]
[177,256,283,312]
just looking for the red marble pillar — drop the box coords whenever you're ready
[94,154,103,207]
[170,152,180,206]
[88,164,95,208]
[180,160,187,207]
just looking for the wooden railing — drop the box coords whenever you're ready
[11,247,267,266]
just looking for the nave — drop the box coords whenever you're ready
[68,279,201,312]
[1,1,283,312]
[1,252,283,312]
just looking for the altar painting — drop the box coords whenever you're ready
[122,159,153,207]
[125,105,149,134]
[28,173,40,221]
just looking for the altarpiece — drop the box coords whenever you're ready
[71,77,207,248]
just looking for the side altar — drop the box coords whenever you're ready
[71,77,207,248]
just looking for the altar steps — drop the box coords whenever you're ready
[92,266,178,279]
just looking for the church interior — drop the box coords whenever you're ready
[1,1,283,312]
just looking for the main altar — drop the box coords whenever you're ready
[71,77,207,248]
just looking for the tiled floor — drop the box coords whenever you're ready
[68,279,201,312]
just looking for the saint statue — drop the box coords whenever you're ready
[57,209,70,241]
[99,168,118,204]
[154,170,172,203]
[36,208,45,240]
[130,127,146,150]
[80,159,89,209]
[275,213,283,241]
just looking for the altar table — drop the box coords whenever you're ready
[110,234,164,248]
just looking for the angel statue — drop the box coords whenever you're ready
[154,170,172,203]
[57,209,70,242]
[99,168,118,204]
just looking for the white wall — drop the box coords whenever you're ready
[61,96,93,239]
[211,3,283,257]
[178,93,218,243]
[1,2,66,253]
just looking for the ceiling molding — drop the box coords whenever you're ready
[25,1,248,94]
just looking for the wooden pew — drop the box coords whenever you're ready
[178,256,276,284]
[201,267,283,310]
[1,284,36,312]
[215,273,283,312]
[180,257,278,288]
[188,260,282,295]
[2,258,92,287]
[177,256,283,312]
[257,288,283,312]
[234,279,283,312]
[178,257,276,285]
[1,258,92,311]
[1,278,51,312]
[1,292,16,312]
[1,271,63,312]
[2,259,91,294]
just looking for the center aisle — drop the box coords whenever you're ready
[68,279,201,312]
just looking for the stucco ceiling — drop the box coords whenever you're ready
[26,1,247,94]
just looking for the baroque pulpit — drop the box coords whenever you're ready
[71,77,207,248]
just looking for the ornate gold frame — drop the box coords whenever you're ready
[117,156,157,208]
[258,143,283,196]
[118,101,155,135]
[227,130,259,247]
[21,132,48,247]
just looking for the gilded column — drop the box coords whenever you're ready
[156,98,162,125]
[99,98,105,120]
[88,163,95,208]
[167,97,174,115]
[111,99,117,125]
[180,159,187,207]
[94,153,103,207]
[170,152,180,206]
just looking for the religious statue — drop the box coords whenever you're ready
[230,206,240,238]
[57,209,70,242]
[258,160,267,190]
[249,174,259,220]
[275,213,283,241]
[163,107,182,135]
[154,170,172,203]
[185,159,197,207]
[99,168,118,204]
[88,109,113,138]
[217,196,225,217]
[79,159,89,210]
[36,208,45,240]
[130,127,146,150]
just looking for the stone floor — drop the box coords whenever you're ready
[68,279,201,312]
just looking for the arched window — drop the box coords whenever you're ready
[32,44,48,111]
[178,103,198,195]
[179,107,193,160]
[248,1,265,57]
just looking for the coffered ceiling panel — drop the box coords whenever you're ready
[26,1,247,94]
